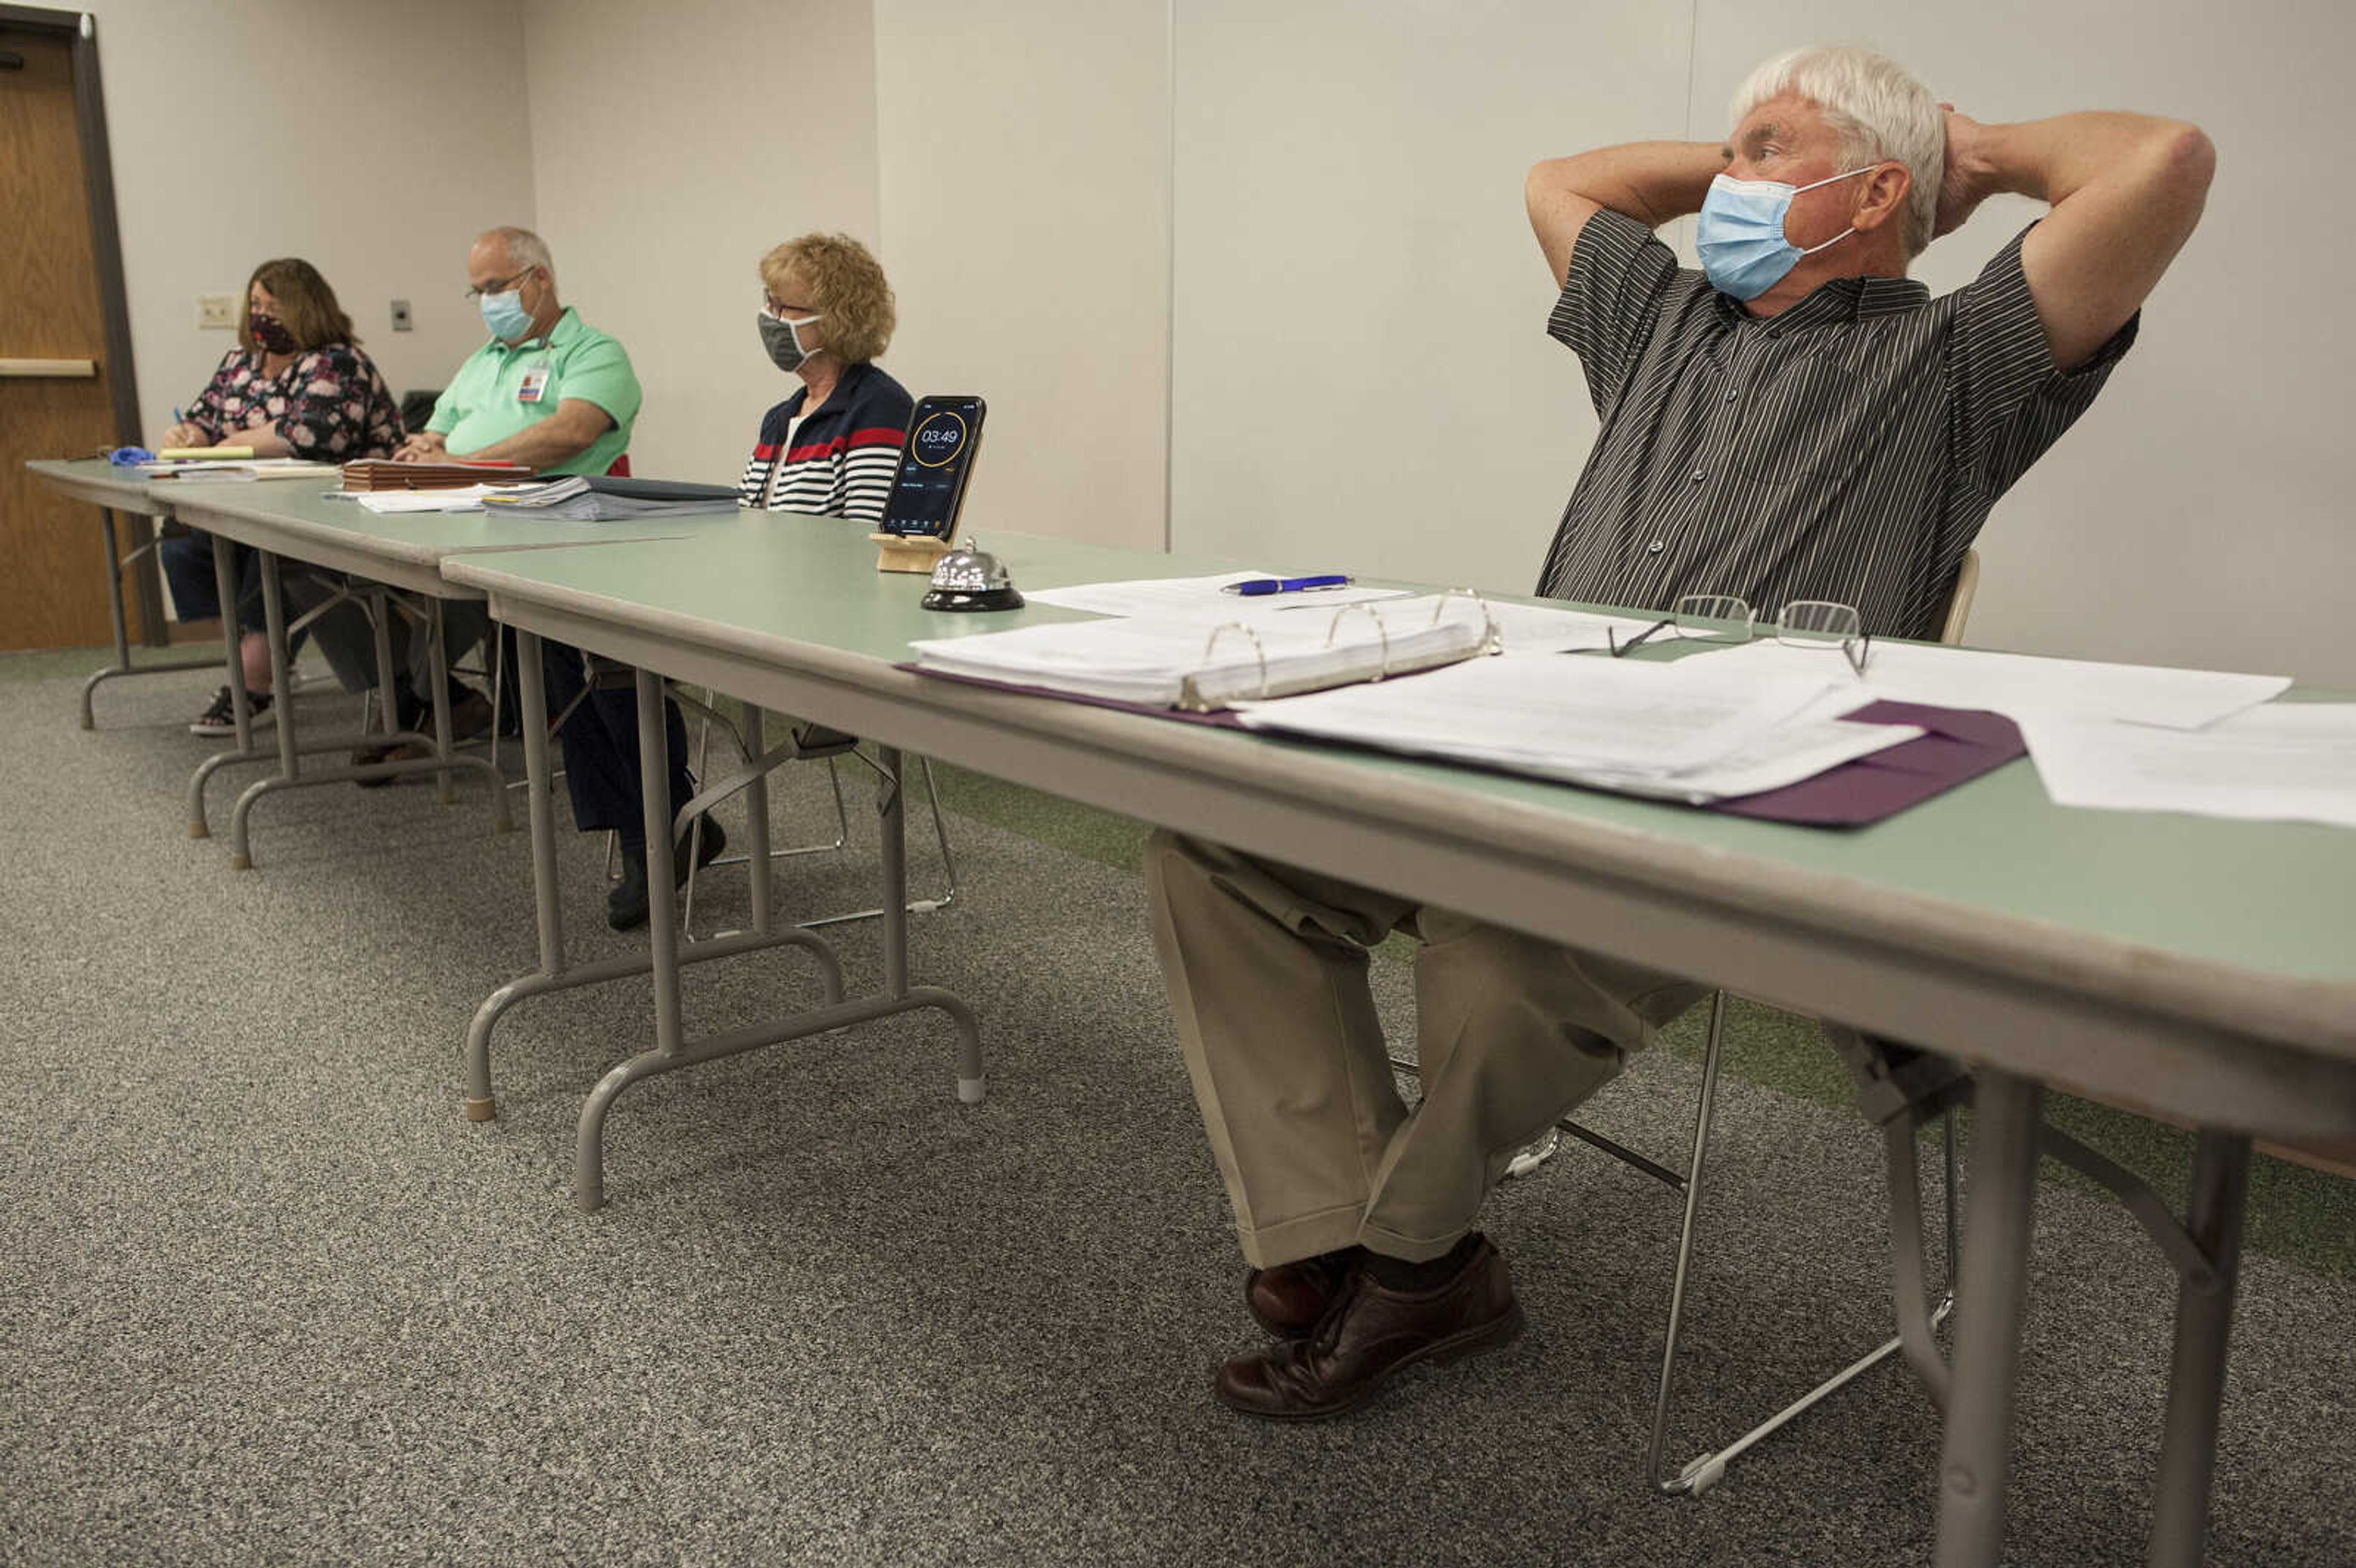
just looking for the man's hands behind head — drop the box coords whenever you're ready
[1933,106,1996,241]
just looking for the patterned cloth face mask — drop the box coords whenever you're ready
[1696,165,1877,301]
[248,312,298,355]
[756,309,822,374]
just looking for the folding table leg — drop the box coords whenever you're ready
[2145,1129,2250,1568]
[1936,1069,2044,1568]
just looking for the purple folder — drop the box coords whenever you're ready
[1711,701,2025,826]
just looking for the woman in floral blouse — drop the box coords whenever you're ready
[159,258,405,734]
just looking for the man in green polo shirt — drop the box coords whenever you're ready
[393,226,640,474]
[328,227,646,782]
[387,226,704,926]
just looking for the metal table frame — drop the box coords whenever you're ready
[463,625,984,1211]
[442,525,2352,1568]
[23,463,217,727]
[171,517,512,869]
[150,484,769,869]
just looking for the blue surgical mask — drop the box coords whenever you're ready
[480,289,535,342]
[1695,166,1876,302]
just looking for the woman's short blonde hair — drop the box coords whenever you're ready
[244,257,357,353]
[759,234,895,364]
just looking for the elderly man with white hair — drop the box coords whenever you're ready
[1144,45,2213,1420]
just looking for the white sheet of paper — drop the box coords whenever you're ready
[1476,600,1660,655]
[145,458,342,481]
[2019,704,2356,828]
[350,486,510,513]
[1708,638,2290,730]
[1023,572,1406,618]
[1232,651,1898,799]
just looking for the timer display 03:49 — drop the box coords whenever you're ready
[878,395,986,538]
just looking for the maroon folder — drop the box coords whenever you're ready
[1711,702,2024,826]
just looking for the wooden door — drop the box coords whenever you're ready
[0,26,127,651]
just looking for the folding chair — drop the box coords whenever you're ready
[669,688,959,936]
[561,659,958,936]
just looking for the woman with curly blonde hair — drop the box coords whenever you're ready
[738,233,913,520]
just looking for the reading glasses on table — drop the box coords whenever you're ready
[1609,593,1874,675]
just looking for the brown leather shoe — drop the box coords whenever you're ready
[1215,1235,1523,1420]
[1245,1250,1355,1338]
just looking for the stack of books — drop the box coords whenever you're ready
[339,458,531,491]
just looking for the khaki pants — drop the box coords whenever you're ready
[1145,831,1709,1267]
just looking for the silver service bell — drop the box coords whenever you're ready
[920,537,1025,612]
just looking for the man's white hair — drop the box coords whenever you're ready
[1731,45,1943,258]
[483,225,555,283]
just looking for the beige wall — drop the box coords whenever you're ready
[1171,0,1691,591]
[92,0,537,442]
[872,0,1171,550]
[520,0,882,485]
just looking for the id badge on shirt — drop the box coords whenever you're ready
[517,366,551,405]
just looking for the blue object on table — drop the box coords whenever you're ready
[1222,574,1353,597]
[106,447,155,466]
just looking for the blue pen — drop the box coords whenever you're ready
[1222,574,1353,597]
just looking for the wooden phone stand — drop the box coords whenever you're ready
[869,532,955,574]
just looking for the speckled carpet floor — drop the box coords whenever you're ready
[2,658,2349,1566]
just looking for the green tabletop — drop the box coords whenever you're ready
[440,517,2356,1015]
[28,456,191,513]
[151,477,751,570]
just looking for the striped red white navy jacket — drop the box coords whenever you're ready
[736,361,914,523]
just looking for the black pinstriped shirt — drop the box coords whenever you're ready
[1535,210,2138,639]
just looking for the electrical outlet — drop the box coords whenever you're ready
[390,298,412,332]
[197,293,237,329]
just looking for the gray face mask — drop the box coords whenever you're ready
[756,310,821,373]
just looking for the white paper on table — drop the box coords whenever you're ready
[1023,571,1407,618]
[1475,599,1660,655]
[146,458,342,480]
[1593,688,1923,800]
[1232,651,1904,800]
[1707,638,2290,731]
[2019,704,2356,828]
[349,486,512,513]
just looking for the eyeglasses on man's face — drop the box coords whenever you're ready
[464,267,536,301]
